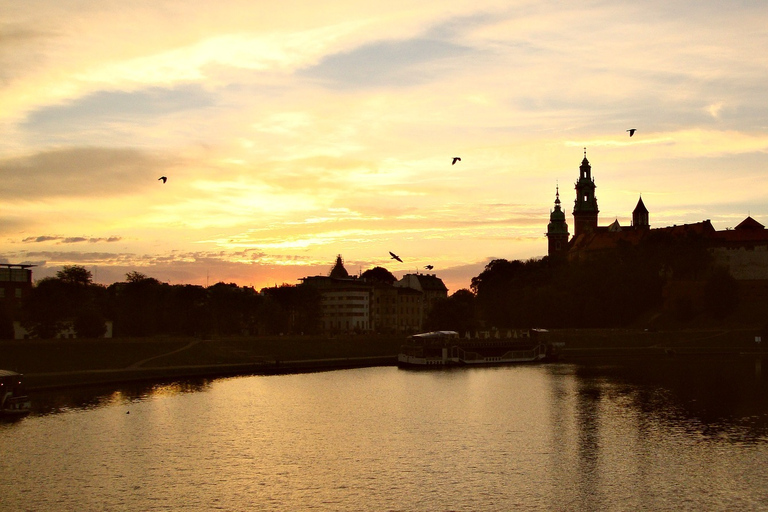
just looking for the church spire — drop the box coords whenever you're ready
[547,183,569,259]
[632,195,649,229]
[573,148,599,236]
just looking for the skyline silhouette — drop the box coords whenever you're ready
[2,1,767,294]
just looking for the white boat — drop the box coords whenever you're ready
[0,370,31,419]
[397,329,552,367]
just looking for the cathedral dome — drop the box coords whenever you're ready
[329,255,349,278]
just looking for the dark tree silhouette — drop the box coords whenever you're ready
[261,284,321,335]
[207,282,262,336]
[361,266,397,285]
[56,265,93,286]
[22,277,69,338]
[107,276,166,336]
[22,266,109,338]
[424,288,479,334]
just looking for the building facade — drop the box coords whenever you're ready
[0,264,33,308]
[302,255,448,334]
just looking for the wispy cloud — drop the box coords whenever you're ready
[21,235,123,244]
[1,0,768,292]
[0,147,178,200]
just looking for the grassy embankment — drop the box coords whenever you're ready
[2,326,765,390]
[1,335,403,389]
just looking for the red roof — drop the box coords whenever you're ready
[569,218,768,258]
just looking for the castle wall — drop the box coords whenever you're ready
[711,245,768,280]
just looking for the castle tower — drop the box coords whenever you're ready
[632,196,649,229]
[547,186,570,259]
[573,148,599,236]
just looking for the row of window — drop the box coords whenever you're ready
[0,288,23,299]
[0,269,30,283]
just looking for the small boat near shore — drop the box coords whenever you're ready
[397,329,556,368]
[1,370,32,419]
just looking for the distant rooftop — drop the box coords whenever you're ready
[0,263,36,269]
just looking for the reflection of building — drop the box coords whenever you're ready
[546,150,768,280]
[301,255,448,333]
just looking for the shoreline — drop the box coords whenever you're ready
[23,356,398,391]
[4,328,767,391]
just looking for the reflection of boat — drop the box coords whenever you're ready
[0,370,31,419]
[398,329,554,368]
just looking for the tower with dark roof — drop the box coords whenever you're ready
[632,196,649,229]
[573,149,599,237]
[547,185,570,259]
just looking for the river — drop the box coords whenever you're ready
[2,355,767,511]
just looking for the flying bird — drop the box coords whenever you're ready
[627,129,636,137]
[389,251,403,263]
[158,176,167,183]
[452,157,461,165]
[425,265,434,270]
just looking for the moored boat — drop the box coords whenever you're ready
[0,370,31,419]
[397,329,554,368]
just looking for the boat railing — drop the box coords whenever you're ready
[497,343,548,361]
[452,346,483,361]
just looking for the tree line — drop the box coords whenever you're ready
[13,267,321,339]
[425,232,740,332]
[7,233,742,339]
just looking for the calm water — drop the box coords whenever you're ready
[2,356,768,511]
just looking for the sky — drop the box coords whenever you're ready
[2,1,768,293]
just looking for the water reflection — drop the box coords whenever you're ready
[575,381,603,511]
[1,358,767,511]
[566,355,768,445]
[28,379,215,416]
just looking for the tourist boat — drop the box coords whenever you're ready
[397,329,553,368]
[0,370,32,419]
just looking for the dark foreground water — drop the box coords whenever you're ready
[2,356,767,511]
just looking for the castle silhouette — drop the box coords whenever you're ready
[546,150,768,281]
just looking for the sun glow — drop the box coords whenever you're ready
[3,1,768,290]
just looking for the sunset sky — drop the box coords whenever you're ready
[3,1,768,293]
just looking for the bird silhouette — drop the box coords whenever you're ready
[452,157,461,165]
[389,251,403,263]
[627,129,636,137]
[425,265,434,270]
[158,176,167,183]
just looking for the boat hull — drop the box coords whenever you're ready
[397,351,547,368]
[397,330,552,368]
[0,370,31,419]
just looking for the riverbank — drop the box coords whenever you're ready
[551,327,766,358]
[1,335,402,389]
[2,329,765,390]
